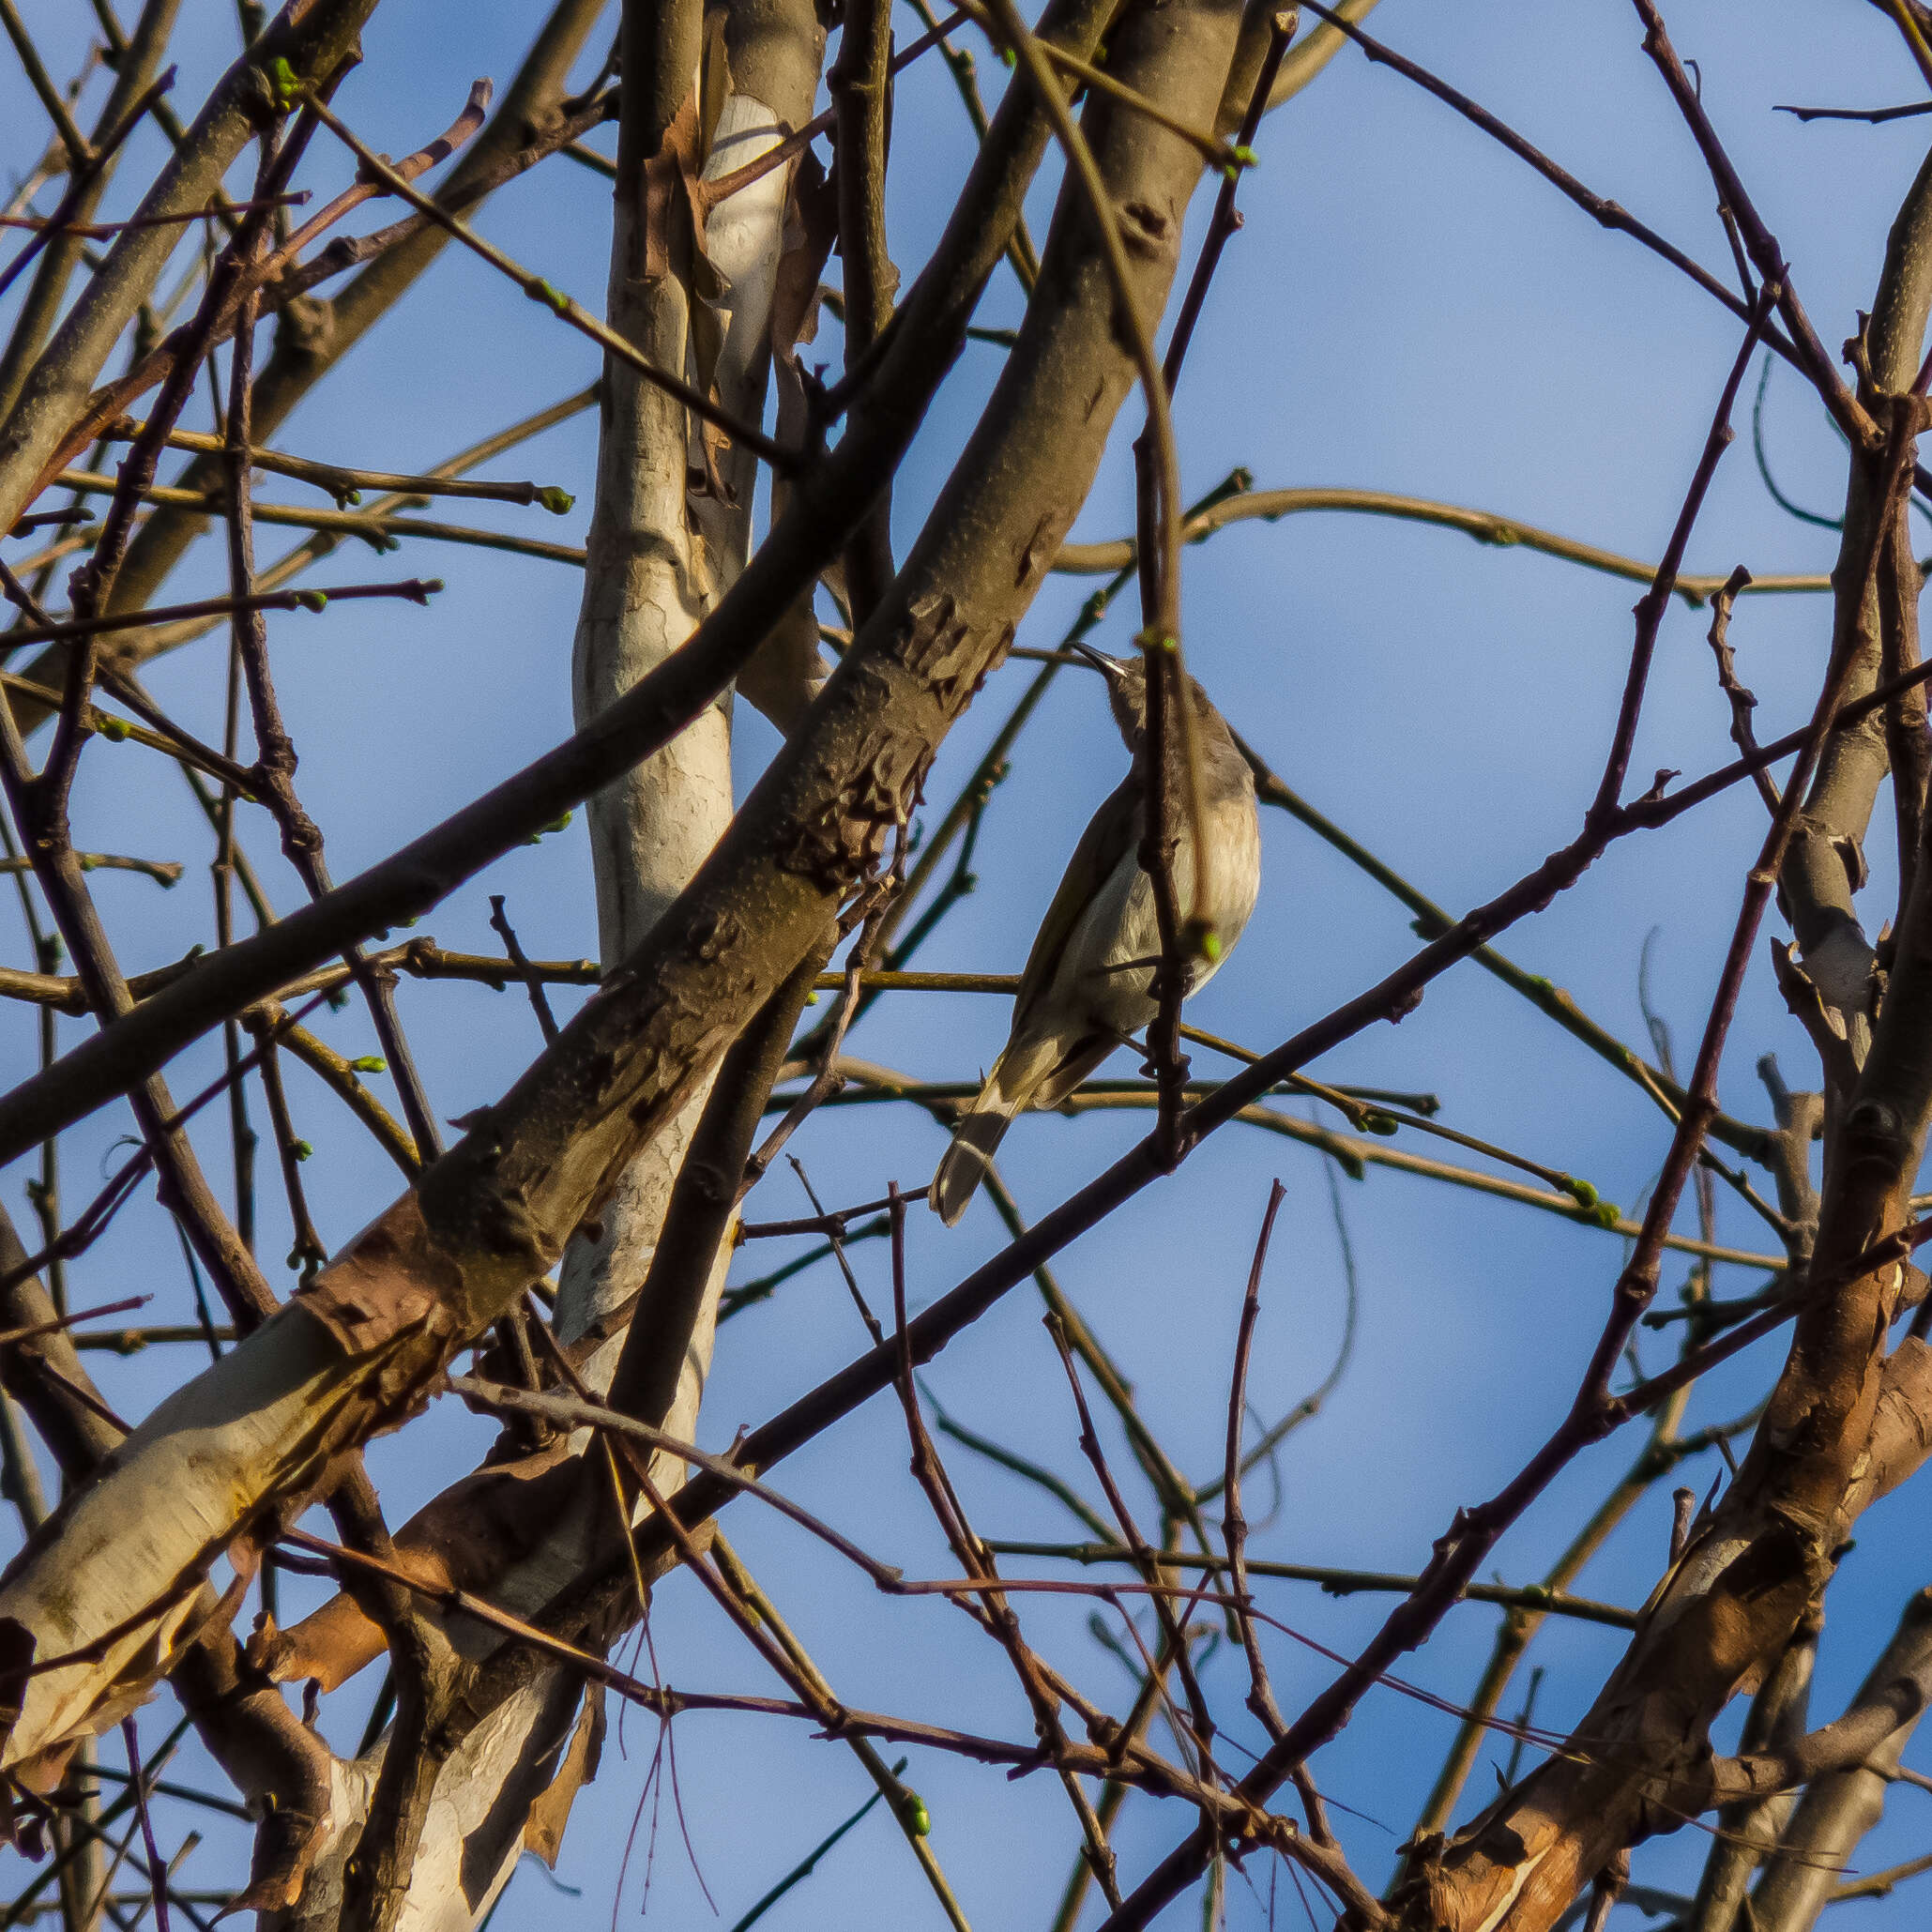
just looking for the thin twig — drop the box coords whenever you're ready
[1224,1181,1291,1741]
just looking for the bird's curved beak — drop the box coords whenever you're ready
[1070,642,1125,681]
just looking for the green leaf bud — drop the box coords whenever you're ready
[264,55,300,109]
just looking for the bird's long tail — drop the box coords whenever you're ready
[931,1051,1032,1226]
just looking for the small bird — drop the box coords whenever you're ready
[930,647,1261,1225]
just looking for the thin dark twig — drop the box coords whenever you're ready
[118,1719,170,1932]
[1591,296,1774,824]
[0,192,307,241]
[486,894,559,1044]
[1704,564,1780,813]
[0,1294,146,1347]
[0,578,443,652]
[1629,0,1868,442]
[787,1159,886,1346]
[250,1027,326,1281]
[1044,1311,1220,1771]
[1225,1180,1291,1742]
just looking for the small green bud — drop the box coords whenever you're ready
[264,55,301,109]
[536,486,575,515]
[345,489,363,506]
[905,1793,932,1837]
[529,278,571,316]
[1232,144,1257,169]
[999,45,1016,66]
[350,1055,387,1073]
[804,991,819,1005]
[97,714,130,742]
[524,809,574,846]
[295,588,328,612]
[292,1139,313,1162]
[1589,1200,1621,1229]
[1561,1178,1598,1209]
[1362,1111,1398,1136]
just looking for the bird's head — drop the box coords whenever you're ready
[1072,643,1151,746]
[1072,644,1227,753]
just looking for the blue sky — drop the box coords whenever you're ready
[5,1,1932,1926]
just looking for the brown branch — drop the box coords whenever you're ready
[1050,485,1847,603]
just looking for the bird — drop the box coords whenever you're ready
[930,646,1261,1225]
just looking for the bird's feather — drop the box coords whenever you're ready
[1012,775,1145,1033]
[931,1056,1027,1225]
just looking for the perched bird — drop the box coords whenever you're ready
[930,647,1261,1225]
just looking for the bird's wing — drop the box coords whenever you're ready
[1012,774,1144,1030]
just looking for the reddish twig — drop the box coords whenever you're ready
[1224,1180,1290,1742]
